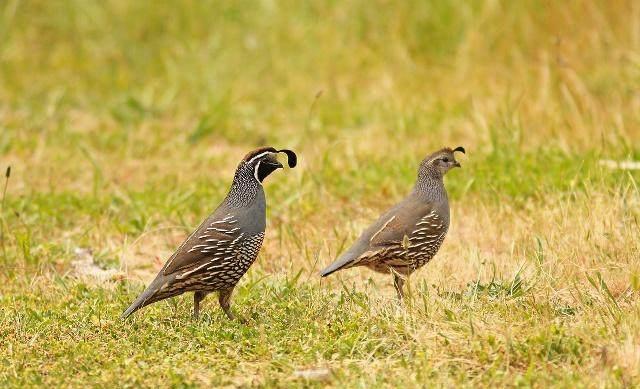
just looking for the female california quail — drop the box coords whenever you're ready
[122,147,297,320]
[320,146,465,298]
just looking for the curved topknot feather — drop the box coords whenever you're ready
[278,149,297,168]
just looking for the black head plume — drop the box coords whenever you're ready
[277,149,297,168]
[453,146,465,154]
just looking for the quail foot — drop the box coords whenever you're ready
[122,147,297,320]
[320,146,465,299]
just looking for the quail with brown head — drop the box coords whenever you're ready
[122,147,297,320]
[320,146,465,298]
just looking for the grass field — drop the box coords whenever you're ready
[1,0,640,387]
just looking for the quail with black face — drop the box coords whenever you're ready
[320,146,465,298]
[122,147,297,320]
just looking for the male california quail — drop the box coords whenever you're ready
[320,146,465,298]
[122,147,297,320]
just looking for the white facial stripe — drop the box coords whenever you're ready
[426,154,449,164]
[253,160,262,183]
[247,151,273,164]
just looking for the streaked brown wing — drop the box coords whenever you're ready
[162,213,243,275]
[367,201,436,250]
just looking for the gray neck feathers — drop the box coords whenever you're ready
[224,163,262,208]
[414,165,447,202]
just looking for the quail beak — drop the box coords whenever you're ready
[453,161,461,168]
[268,159,284,169]
[271,154,287,169]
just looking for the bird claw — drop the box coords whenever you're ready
[225,310,248,324]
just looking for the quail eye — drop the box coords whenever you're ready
[442,157,449,163]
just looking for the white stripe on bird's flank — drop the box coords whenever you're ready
[205,227,239,233]
[369,215,396,243]
[212,215,235,224]
[188,244,208,253]
[176,261,211,278]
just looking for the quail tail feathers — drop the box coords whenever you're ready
[319,251,358,277]
[121,274,173,319]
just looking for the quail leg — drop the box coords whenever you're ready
[193,291,208,319]
[393,273,405,300]
[218,288,236,320]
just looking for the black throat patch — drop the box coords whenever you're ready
[256,161,280,182]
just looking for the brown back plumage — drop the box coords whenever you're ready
[242,147,278,162]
